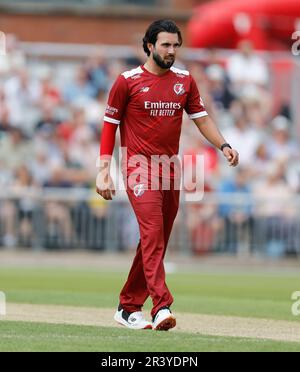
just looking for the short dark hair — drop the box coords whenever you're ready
[143,19,182,56]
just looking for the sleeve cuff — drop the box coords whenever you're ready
[188,111,208,120]
[104,116,120,125]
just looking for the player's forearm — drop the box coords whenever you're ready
[193,115,227,150]
[99,122,118,174]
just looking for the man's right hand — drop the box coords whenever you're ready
[96,170,116,200]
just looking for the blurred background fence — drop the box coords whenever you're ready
[1,189,300,258]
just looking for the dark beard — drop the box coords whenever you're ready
[152,51,174,69]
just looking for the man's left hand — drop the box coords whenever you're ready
[223,147,239,167]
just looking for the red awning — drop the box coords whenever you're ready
[187,0,300,50]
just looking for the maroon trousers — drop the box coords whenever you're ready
[119,178,180,318]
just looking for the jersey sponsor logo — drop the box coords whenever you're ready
[173,83,185,96]
[105,105,118,116]
[144,101,181,110]
[133,183,145,197]
[144,101,182,117]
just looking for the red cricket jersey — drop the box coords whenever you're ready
[103,65,207,178]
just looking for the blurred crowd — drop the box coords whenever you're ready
[0,34,299,256]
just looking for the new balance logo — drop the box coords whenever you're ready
[140,87,150,93]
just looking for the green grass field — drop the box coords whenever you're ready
[0,266,300,351]
[2,321,300,352]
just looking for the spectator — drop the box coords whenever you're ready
[12,165,38,247]
[223,114,262,167]
[206,64,234,110]
[227,40,269,92]
[0,92,11,137]
[43,164,73,249]
[187,184,219,255]
[0,200,17,248]
[85,51,109,93]
[218,167,253,254]
[30,145,52,186]
[266,116,298,163]
[253,162,297,257]
[183,135,219,190]
[0,127,34,174]
[63,66,98,103]
[35,104,60,133]
[241,84,272,129]
[252,143,271,179]
[4,69,40,126]
[0,34,26,76]
[39,74,61,106]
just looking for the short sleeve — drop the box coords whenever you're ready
[184,76,208,120]
[103,75,129,125]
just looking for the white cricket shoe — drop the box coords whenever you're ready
[114,306,152,330]
[152,307,176,331]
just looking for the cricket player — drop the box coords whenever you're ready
[96,20,239,331]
